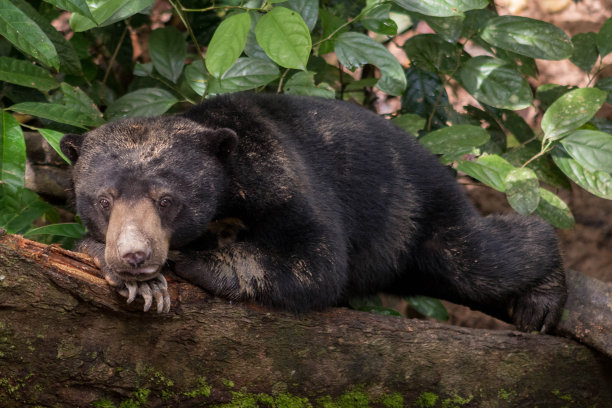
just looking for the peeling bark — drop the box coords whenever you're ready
[0,232,611,407]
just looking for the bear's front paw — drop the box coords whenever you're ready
[103,266,171,313]
[118,274,171,313]
[510,283,567,333]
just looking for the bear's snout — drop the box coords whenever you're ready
[104,198,170,280]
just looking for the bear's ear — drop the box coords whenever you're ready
[60,133,85,164]
[208,128,238,160]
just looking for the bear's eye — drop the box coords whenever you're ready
[98,197,111,210]
[158,197,172,208]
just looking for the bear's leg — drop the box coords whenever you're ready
[407,214,566,333]
[172,236,348,313]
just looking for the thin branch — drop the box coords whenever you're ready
[102,21,130,88]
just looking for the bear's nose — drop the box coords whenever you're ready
[122,251,149,268]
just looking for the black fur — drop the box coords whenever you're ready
[62,93,567,332]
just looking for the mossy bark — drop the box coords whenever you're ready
[1,232,611,407]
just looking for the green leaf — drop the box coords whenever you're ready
[560,129,612,172]
[255,6,312,70]
[535,83,575,111]
[0,57,58,91]
[534,188,574,229]
[402,67,451,130]
[391,114,426,135]
[97,0,154,27]
[208,57,279,94]
[184,60,207,97]
[42,0,94,21]
[104,88,178,121]
[457,154,515,192]
[24,222,87,238]
[244,12,270,61]
[419,124,489,154]
[281,0,319,32]
[552,147,612,200]
[348,295,402,317]
[0,186,53,234]
[149,26,186,83]
[9,102,97,128]
[405,295,449,321]
[595,77,612,106]
[570,32,598,73]
[504,167,540,215]
[60,83,104,126]
[206,12,251,78]
[481,16,573,60]
[37,128,70,164]
[0,0,59,69]
[69,12,96,32]
[334,32,406,96]
[413,13,464,43]
[11,0,82,75]
[403,34,462,73]
[458,56,532,110]
[597,16,612,58]
[362,4,397,36]
[283,71,335,98]
[134,62,153,77]
[392,0,488,17]
[85,0,124,25]
[0,111,25,188]
[318,8,346,55]
[541,87,607,141]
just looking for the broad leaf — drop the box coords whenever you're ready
[534,188,574,229]
[0,111,25,188]
[208,57,279,94]
[419,124,489,154]
[104,88,178,120]
[403,34,462,73]
[206,12,251,78]
[24,223,87,238]
[481,16,572,60]
[405,296,449,321]
[457,154,515,192]
[281,0,319,32]
[597,16,612,58]
[255,6,311,70]
[391,114,426,135]
[504,167,540,215]
[413,13,464,43]
[348,295,402,317]
[0,0,59,69]
[60,83,104,126]
[0,57,58,91]
[570,32,599,73]
[458,56,532,110]
[392,0,488,17]
[284,71,334,98]
[552,147,612,200]
[42,0,94,20]
[149,26,186,83]
[362,4,397,36]
[335,32,406,96]
[11,0,82,75]
[38,128,70,163]
[560,129,612,172]
[541,87,606,141]
[85,0,124,25]
[184,60,207,96]
[402,67,451,130]
[0,186,53,234]
[97,0,154,27]
[318,8,347,55]
[9,102,98,128]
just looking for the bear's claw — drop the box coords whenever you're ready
[118,274,171,313]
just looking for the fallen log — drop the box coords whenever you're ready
[1,232,611,407]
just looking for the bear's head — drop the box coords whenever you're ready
[61,116,238,281]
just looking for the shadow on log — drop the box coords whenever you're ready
[1,231,611,407]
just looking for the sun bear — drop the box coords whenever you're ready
[61,93,567,332]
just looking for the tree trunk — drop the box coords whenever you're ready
[1,231,611,407]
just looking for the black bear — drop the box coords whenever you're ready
[61,93,566,332]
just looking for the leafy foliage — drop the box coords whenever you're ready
[1,0,612,310]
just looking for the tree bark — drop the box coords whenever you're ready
[1,232,611,407]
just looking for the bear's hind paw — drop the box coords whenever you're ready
[510,286,566,334]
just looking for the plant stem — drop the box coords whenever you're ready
[102,21,130,88]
